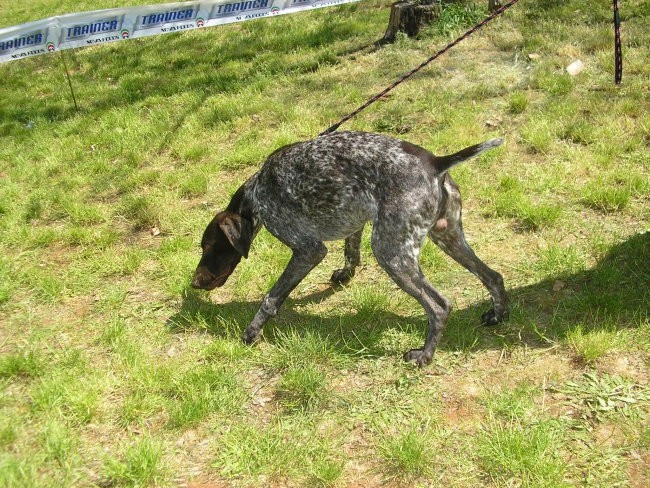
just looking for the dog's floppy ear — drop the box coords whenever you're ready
[219,213,253,258]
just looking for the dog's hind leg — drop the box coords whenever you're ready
[331,226,364,286]
[243,241,327,344]
[371,222,452,367]
[428,177,508,326]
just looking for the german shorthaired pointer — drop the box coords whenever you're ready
[192,131,508,367]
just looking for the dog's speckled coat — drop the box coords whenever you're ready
[192,131,508,367]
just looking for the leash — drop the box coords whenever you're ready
[320,0,626,135]
[319,0,522,136]
[613,0,622,84]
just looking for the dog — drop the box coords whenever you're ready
[192,131,508,367]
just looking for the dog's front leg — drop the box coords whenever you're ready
[243,242,328,344]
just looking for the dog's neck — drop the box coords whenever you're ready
[226,175,262,234]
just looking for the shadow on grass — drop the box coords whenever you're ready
[1,10,376,127]
[168,232,648,359]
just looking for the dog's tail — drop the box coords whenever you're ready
[433,138,503,174]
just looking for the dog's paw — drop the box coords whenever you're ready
[330,268,354,287]
[481,308,509,327]
[403,348,433,368]
[242,327,261,345]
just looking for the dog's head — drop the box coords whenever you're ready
[191,211,254,291]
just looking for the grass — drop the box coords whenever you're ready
[477,418,567,487]
[103,436,165,487]
[377,427,435,480]
[0,0,649,486]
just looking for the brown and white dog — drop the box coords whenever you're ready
[192,131,508,367]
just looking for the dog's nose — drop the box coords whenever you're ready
[190,273,204,289]
[191,267,214,289]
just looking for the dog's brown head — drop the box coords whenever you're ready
[191,211,254,291]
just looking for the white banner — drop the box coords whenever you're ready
[0,0,359,64]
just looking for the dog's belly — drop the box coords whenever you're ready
[256,188,376,245]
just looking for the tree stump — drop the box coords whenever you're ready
[488,0,503,13]
[380,0,442,44]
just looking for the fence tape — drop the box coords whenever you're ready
[0,0,359,64]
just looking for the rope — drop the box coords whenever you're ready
[613,0,622,84]
[319,0,522,136]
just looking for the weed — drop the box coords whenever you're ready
[0,351,44,379]
[561,119,596,145]
[565,324,620,363]
[534,244,585,277]
[534,71,574,96]
[491,179,563,231]
[118,390,165,428]
[30,374,98,425]
[268,329,349,371]
[24,269,66,303]
[179,172,208,198]
[119,195,160,230]
[103,437,166,487]
[378,427,434,480]
[556,372,649,423]
[216,418,341,482]
[42,420,75,465]
[581,183,631,212]
[0,258,14,305]
[521,119,556,153]
[508,91,529,114]
[0,456,39,488]
[276,364,328,412]
[99,318,127,348]
[437,1,484,37]
[477,419,566,487]
[165,364,245,428]
[310,457,345,487]
[203,338,251,362]
[483,383,538,420]
[0,421,17,449]
[52,196,105,225]
[349,284,391,320]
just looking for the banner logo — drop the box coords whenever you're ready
[137,8,197,29]
[210,0,270,19]
[121,29,130,39]
[0,31,46,55]
[196,18,205,27]
[47,42,56,52]
[64,18,122,40]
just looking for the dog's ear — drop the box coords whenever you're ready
[219,213,253,258]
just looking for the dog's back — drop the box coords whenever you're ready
[253,131,439,244]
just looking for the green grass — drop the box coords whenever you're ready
[276,364,329,412]
[565,324,621,363]
[0,350,44,379]
[103,437,165,487]
[377,427,435,480]
[477,418,567,487]
[1,0,649,486]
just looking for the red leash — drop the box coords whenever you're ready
[319,0,522,136]
[320,0,623,135]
